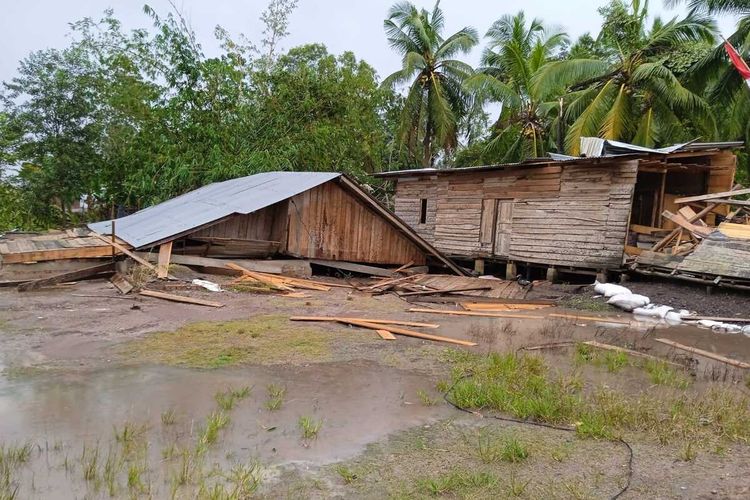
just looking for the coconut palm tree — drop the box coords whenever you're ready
[533,0,717,154]
[382,1,478,167]
[465,12,568,161]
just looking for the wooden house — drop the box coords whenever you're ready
[87,172,463,274]
[375,141,740,279]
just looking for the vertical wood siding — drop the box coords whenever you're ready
[285,181,426,265]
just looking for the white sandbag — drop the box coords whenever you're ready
[677,309,692,318]
[664,311,683,324]
[712,323,742,334]
[192,279,222,292]
[633,304,672,318]
[697,319,723,329]
[607,293,650,311]
[742,325,750,338]
[593,280,631,298]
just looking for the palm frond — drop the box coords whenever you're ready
[565,79,617,154]
[435,27,479,59]
[600,84,632,140]
[532,59,613,97]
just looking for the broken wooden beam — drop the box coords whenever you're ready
[393,261,414,273]
[463,302,552,311]
[375,329,397,340]
[157,242,173,279]
[675,187,750,204]
[582,340,681,366]
[398,285,492,297]
[407,308,545,320]
[548,313,631,325]
[139,289,224,308]
[290,316,439,329]
[110,273,134,294]
[309,259,395,278]
[17,262,115,292]
[654,338,750,369]
[90,233,157,272]
[661,210,714,237]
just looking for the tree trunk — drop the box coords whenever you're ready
[422,85,433,168]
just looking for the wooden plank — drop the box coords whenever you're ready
[682,315,750,323]
[90,233,157,271]
[292,317,476,347]
[289,316,440,328]
[654,338,750,369]
[408,308,545,319]
[139,289,224,308]
[548,313,631,325]
[157,242,173,279]
[226,263,295,291]
[398,286,492,297]
[393,261,414,273]
[375,329,397,340]
[309,259,395,277]
[1,246,115,264]
[675,187,750,204]
[629,224,668,235]
[582,341,681,366]
[661,210,714,237]
[624,245,643,256]
[110,273,134,294]
[134,253,313,278]
[17,262,115,292]
[463,303,552,311]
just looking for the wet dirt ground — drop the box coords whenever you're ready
[1,277,750,498]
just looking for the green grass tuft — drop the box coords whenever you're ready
[298,416,322,440]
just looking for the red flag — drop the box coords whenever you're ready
[724,41,750,82]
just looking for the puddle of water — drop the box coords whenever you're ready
[0,361,449,497]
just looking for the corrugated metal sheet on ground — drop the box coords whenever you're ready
[89,172,341,249]
[414,275,529,299]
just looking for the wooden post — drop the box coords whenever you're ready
[505,261,517,281]
[474,259,485,275]
[111,219,116,260]
[546,266,558,283]
[157,242,173,279]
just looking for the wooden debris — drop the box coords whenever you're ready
[582,341,681,366]
[375,329,397,340]
[140,289,224,308]
[398,285,492,297]
[520,341,576,351]
[110,273,134,294]
[157,242,173,279]
[290,316,440,329]
[407,308,544,319]
[548,313,631,325]
[654,338,750,369]
[362,274,423,292]
[17,262,115,292]
[393,261,414,274]
[661,210,714,237]
[675,187,750,204]
[90,233,157,271]
[309,259,395,278]
[463,302,552,311]
[290,316,475,346]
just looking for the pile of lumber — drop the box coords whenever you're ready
[359,273,532,301]
[226,263,350,297]
[290,316,476,346]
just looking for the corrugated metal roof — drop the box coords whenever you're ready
[89,172,341,249]
[373,140,744,179]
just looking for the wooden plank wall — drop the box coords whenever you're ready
[286,181,426,265]
[391,161,638,269]
[394,176,437,241]
[707,151,737,223]
[191,201,288,242]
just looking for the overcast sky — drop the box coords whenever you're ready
[0,0,740,83]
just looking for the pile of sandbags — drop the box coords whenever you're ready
[592,280,750,336]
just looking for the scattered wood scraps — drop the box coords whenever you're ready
[226,263,344,295]
[290,316,476,346]
[407,308,545,320]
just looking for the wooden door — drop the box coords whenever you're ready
[479,199,497,245]
[494,200,513,257]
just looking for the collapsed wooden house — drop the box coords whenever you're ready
[375,140,742,282]
[80,172,464,274]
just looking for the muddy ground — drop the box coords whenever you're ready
[1,275,750,499]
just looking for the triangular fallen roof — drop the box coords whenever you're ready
[89,172,341,249]
[89,171,467,275]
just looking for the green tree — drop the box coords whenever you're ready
[465,11,568,162]
[533,0,717,154]
[382,1,478,167]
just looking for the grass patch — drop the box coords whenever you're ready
[445,351,750,444]
[161,409,177,426]
[417,389,439,406]
[298,416,322,440]
[121,315,337,368]
[415,469,498,496]
[265,384,286,411]
[214,386,251,411]
[644,360,691,389]
[196,411,230,454]
[335,465,358,484]
[560,295,613,312]
[473,430,528,464]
